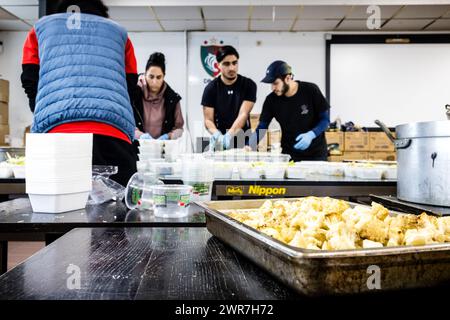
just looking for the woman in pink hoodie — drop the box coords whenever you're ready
[133,52,184,140]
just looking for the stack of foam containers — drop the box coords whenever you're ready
[25,133,93,213]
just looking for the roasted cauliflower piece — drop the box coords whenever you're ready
[225,197,450,251]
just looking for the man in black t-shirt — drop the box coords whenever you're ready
[201,46,257,150]
[250,60,330,161]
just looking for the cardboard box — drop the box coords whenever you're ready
[342,151,369,160]
[0,79,9,103]
[325,131,345,151]
[344,132,369,151]
[328,155,344,162]
[0,102,9,124]
[0,124,10,145]
[368,151,397,161]
[369,132,395,151]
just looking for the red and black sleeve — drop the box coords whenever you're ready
[21,28,40,113]
[125,37,138,108]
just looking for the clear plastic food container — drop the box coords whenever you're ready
[286,166,306,179]
[151,184,193,218]
[382,166,397,180]
[238,163,264,179]
[149,161,174,176]
[213,162,234,179]
[353,166,385,180]
[125,172,163,210]
[262,164,287,179]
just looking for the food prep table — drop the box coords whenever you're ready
[0,227,448,302]
[0,198,205,274]
[0,174,396,274]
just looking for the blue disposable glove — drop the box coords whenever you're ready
[222,132,232,150]
[158,133,169,141]
[294,131,316,150]
[140,133,154,140]
[209,131,223,151]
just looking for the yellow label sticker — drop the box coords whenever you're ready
[226,186,244,195]
[248,185,286,196]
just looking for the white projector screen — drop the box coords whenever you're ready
[330,43,450,127]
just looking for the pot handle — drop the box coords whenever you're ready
[375,119,412,149]
[374,120,396,143]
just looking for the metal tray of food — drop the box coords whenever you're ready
[197,198,450,296]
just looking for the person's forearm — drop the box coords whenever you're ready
[169,102,185,139]
[21,64,39,113]
[126,73,138,106]
[135,128,144,139]
[169,128,184,140]
[229,112,250,135]
[312,110,330,137]
[248,121,269,150]
[205,119,219,135]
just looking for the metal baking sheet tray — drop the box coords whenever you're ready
[197,198,450,296]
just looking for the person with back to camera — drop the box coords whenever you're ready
[21,0,138,186]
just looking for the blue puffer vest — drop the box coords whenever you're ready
[32,13,135,142]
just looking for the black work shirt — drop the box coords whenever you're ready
[260,81,330,160]
[201,75,257,134]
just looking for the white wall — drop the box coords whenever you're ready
[0,31,33,147]
[330,43,450,127]
[128,32,187,115]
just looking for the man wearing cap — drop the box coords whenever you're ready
[250,60,330,161]
[202,45,257,150]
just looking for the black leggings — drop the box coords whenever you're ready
[92,135,137,186]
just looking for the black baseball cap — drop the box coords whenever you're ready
[261,60,292,83]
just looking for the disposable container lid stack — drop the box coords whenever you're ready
[25,133,93,213]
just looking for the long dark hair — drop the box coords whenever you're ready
[56,0,109,18]
[145,52,166,75]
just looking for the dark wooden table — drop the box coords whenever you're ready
[0,198,205,274]
[0,227,297,300]
[0,227,448,307]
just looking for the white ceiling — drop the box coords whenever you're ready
[0,3,449,32]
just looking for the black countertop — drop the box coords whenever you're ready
[1,227,449,304]
[0,227,297,300]
[0,198,206,234]
[0,198,206,274]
